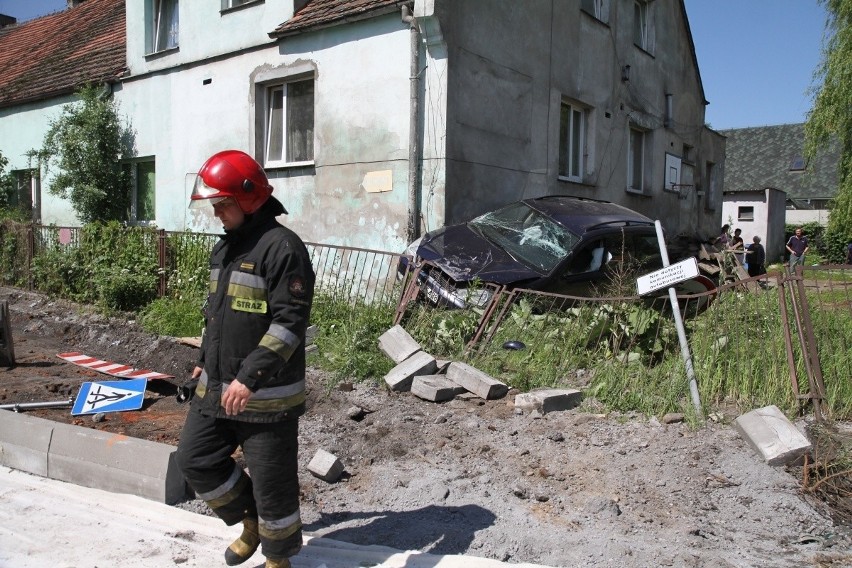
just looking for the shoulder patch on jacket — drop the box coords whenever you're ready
[289,276,307,297]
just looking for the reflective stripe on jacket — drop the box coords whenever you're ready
[193,199,314,423]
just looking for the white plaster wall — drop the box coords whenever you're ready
[722,189,787,262]
[416,11,448,236]
[0,95,81,226]
[722,194,770,259]
[126,0,295,74]
[120,13,414,251]
[786,209,831,226]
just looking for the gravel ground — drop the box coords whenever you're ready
[2,286,851,567]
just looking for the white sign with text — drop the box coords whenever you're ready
[636,257,699,295]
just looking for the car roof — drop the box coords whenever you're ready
[522,196,655,235]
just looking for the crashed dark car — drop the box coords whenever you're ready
[399,196,714,309]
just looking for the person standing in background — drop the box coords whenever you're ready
[745,235,766,278]
[714,224,731,248]
[731,228,745,266]
[786,227,809,275]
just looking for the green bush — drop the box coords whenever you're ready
[97,267,157,311]
[30,244,85,298]
[139,297,204,337]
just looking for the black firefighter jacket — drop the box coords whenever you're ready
[191,197,315,423]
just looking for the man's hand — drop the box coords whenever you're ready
[221,380,252,416]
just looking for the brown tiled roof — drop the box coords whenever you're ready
[270,0,405,37]
[0,0,126,109]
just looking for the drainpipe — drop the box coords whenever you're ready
[402,4,422,243]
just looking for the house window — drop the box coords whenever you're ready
[580,0,609,22]
[738,206,754,222]
[152,0,179,52]
[6,170,37,219]
[558,101,586,182]
[124,159,156,224]
[704,161,716,211]
[633,0,649,50]
[265,79,315,167]
[627,126,645,192]
[789,155,806,172]
[221,0,258,9]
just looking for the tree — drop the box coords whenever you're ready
[33,84,134,223]
[806,0,852,261]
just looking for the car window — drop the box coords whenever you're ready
[471,202,580,272]
[565,239,609,275]
[602,233,662,273]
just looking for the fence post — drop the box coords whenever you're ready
[158,229,167,298]
[27,224,35,291]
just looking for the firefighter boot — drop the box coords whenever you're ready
[264,558,292,568]
[224,517,260,566]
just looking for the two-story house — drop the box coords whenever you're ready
[0,0,725,253]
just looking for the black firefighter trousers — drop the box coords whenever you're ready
[175,408,302,559]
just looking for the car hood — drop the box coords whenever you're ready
[415,225,542,284]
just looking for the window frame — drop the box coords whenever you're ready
[151,0,179,54]
[737,206,755,222]
[221,0,262,11]
[262,77,315,169]
[626,125,645,193]
[558,100,587,183]
[704,161,717,211]
[125,158,157,226]
[10,169,38,220]
[580,0,609,23]
[633,0,649,50]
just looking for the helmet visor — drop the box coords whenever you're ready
[189,175,227,209]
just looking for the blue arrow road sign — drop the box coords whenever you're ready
[71,379,148,415]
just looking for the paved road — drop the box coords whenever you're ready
[0,466,553,568]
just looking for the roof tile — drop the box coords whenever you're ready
[720,123,841,201]
[0,0,126,109]
[271,0,404,36]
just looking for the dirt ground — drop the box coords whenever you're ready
[1,285,851,568]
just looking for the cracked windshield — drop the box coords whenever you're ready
[470,202,579,272]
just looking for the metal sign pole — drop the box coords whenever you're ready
[654,221,703,419]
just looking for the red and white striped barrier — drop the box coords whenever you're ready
[57,352,174,380]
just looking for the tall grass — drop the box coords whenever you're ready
[402,283,852,421]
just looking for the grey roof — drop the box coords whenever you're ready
[720,123,840,201]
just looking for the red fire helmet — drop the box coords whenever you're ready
[189,150,274,214]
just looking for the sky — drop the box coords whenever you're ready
[0,0,830,131]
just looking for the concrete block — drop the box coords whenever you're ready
[383,351,437,392]
[378,324,422,364]
[445,362,508,400]
[308,449,344,482]
[411,375,466,402]
[47,421,189,503]
[514,388,582,414]
[734,405,812,466]
[0,410,53,476]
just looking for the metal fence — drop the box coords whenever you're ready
[0,221,404,308]
[394,261,852,421]
[2,220,850,419]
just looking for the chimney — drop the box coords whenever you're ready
[67,0,86,7]
[0,14,16,28]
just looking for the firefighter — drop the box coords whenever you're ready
[175,150,314,568]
